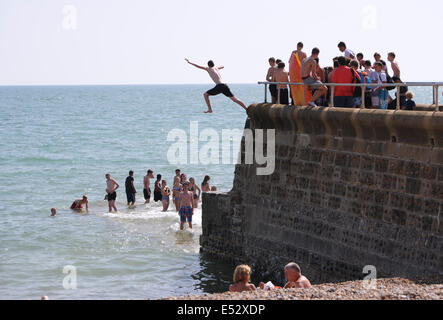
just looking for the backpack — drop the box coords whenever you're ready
[350,68,362,98]
[385,74,396,91]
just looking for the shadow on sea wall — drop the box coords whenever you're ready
[200,104,443,285]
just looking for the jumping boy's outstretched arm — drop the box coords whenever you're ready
[185,58,206,70]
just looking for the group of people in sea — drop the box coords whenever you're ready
[229,262,312,293]
[52,169,217,231]
[267,41,417,110]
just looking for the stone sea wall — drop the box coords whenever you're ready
[200,104,443,285]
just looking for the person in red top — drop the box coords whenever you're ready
[332,56,357,108]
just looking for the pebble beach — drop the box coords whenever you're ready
[164,278,442,300]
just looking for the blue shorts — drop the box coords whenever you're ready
[180,206,193,223]
[126,192,135,203]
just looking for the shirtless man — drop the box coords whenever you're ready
[272,62,290,104]
[185,58,247,113]
[289,42,307,65]
[283,262,312,289]
[266,57,278,104]
[301,48,328,107]
[178,182,194,230]
[388,52,401,78]
[105,174,119,213]
[143,170,154,204]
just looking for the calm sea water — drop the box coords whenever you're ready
[0,84,436,300]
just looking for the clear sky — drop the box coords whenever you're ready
[0,0,442,85]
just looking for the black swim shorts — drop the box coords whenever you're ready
[107,192,117,201]
[269,84,278,98]
[206,84,234,98]
[143,188,151,200]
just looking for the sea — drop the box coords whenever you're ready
[0,84,437,300]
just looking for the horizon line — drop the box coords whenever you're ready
[0,82,259,87]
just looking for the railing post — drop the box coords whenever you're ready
[436,85,440,111]
[396,85,401,110]
[331,86,335,107]
[264,83,268,103]
[277,86,281,105]
[361,84,366,109]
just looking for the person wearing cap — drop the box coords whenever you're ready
[178,181,194,230]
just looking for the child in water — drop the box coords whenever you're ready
[161,180,171,212]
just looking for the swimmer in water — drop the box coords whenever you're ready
[50,208,57,217]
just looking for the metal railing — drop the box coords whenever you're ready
[258,81,443,111]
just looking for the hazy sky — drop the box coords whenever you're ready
[1,0,442,85]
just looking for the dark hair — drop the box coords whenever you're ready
[350,60,359,68]
[148,170,153,174]
[208,60,214,67]
[338,56,347,66]
[357,53,364,59]
[297,42,304,48]
[129,170,134,175]
[338,42,346,48]
[364,60,372,67]
[278,62,285,69]
[374,61,383,67]
[276,59,282,64]
[157,174,161,180]
[269,57,276,63]
[314,58,319,64]
[202,175,210,187]
[333,60,339,68]
[388,52,396,58]
[392,76,402,82]
[374,52,381,58]
[175,169,180,173]
[380,59,387,66]
[312,47,320,55]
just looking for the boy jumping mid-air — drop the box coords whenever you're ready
[185,58,247,113]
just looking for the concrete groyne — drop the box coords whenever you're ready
[200,104,443,285]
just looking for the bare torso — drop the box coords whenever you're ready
[390,61,401,78]
[106,179,118,193]
[144,176,150,190]
[302,57,317,79]
[266,67,276,82]
[273,69,289,89]
[179,190,193,208]
[229,282,256,293]
[206,67,222,84]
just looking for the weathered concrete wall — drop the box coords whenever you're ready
[200,104,443,285]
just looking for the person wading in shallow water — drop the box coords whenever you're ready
[185,58,247,113]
